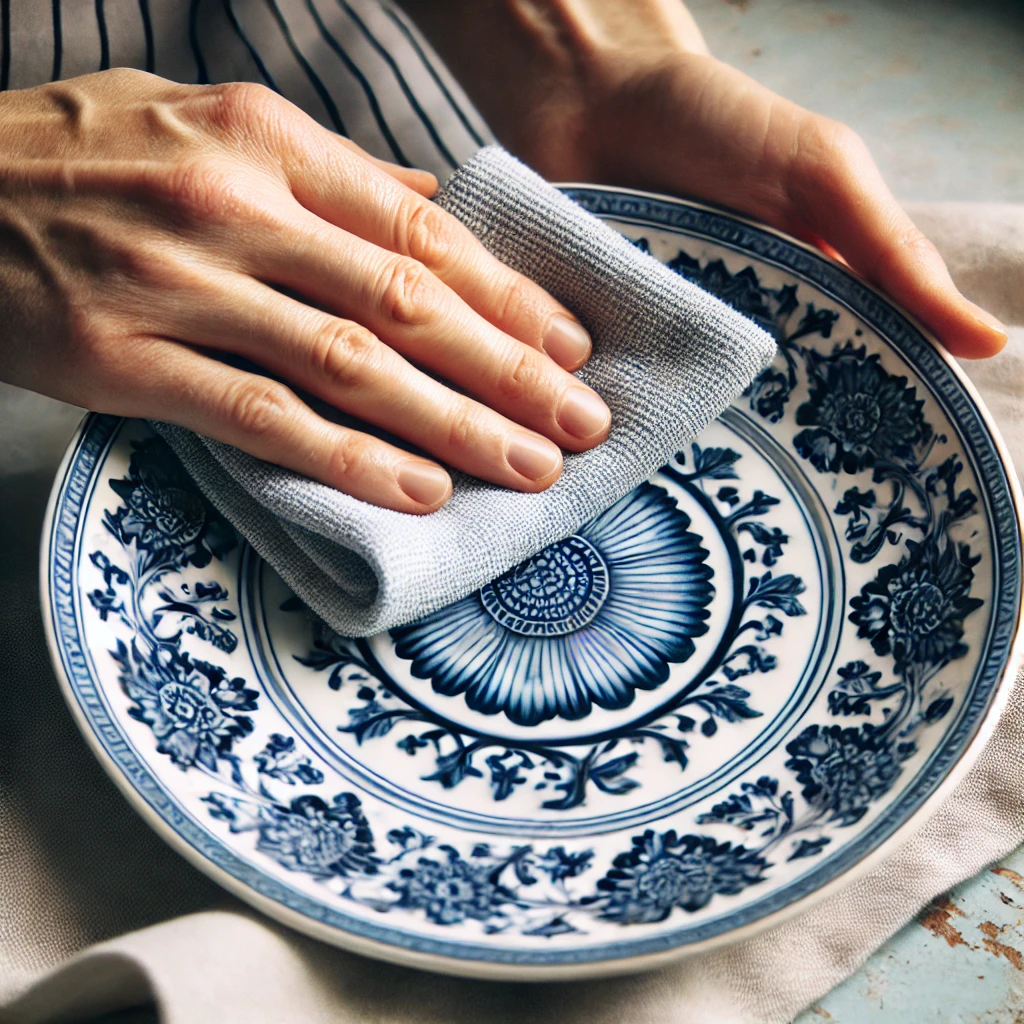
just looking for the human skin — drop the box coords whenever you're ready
[399,0,1008,362]
[0,70,610,513]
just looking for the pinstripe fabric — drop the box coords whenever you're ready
[0,0,492,177]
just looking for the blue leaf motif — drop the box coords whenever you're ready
[745,572,807,617]
[787,837,831,861]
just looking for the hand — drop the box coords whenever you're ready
[401,0,1007,360]
[0,69,610,512]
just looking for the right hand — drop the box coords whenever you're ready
[0,70,610,512]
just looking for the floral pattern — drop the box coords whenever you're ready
[850,533,983,675]
[391,483,714,726]
[205,791,378,879]
[76,237,990,942]
[114,644,257,771]
[595,831,769,923]
[293,447,806,812]
[794,344,931,475]
[784,723,911,827]
[388,848,517,925]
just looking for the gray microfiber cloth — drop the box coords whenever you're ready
[155,146,775,636]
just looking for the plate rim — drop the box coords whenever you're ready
[39,189,1024,981]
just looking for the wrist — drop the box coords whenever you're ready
[396,0,708,177]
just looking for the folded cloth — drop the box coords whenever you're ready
[154,146,775,637]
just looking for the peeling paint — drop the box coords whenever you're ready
[979,921,1024,971]
[992,867,1024,891]
[919,898,970,949]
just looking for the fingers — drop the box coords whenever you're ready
[277,125,593,369]
[588,57,1004,360]
[185,81,593,367]
[164,271,568,493]
[333,135,438,197]
[242,212,610,452]
[111,339,454,513]
[346,180,594,369]
[782,117,1007,359]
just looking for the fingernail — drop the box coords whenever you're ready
[557,387,611,440]
[543,314,592,367]
[397,461,450,506]
[966,299,1008,338]
[506,433,562,481]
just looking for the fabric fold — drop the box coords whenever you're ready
[156,146,775,637]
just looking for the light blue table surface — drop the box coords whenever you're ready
[691,2,1024,1019]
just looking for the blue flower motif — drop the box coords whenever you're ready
[255,733,325,786]
[794,344,931,475]
[116,643,258,771]
[388,847,515,925]
[106,437,236,570]
[390,483,714,726]
[747,367,791,423]
[596,830,769,923]
[667,252,792,338]
[849,533,983,674]
[254,793,378,880]
[784,724,911,827]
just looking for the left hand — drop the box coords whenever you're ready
[400,0,1006,360]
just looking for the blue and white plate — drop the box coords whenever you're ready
[42,189,1024,979]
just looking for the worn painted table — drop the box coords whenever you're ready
[690,1,1024,1019]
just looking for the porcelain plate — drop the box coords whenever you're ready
[42,188,1024,979]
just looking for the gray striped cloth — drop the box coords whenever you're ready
[156,146,776,636]
[2,0,490,181]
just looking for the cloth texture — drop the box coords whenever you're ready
[1,202,1022,1024]
[155,144,776,636]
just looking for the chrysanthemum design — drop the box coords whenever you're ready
[793,343,931,475]
[390,482,715,727]
[116,645,257,771]
[388,848,514,925]
[596,830,769,923]
[106,437,236,571]
[784,724,910,827]
[253,793,378,879]
[850,533,982,673]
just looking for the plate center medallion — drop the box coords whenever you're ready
[251,416,840,834]
[480,536,609,637]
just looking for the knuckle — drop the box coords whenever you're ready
[795,116,868,189]
[97,67,150,91]
[325,432,368,483]
[156,157,243,224]
[401,199,457,268]
[310,321,381,391]
[446,398,484,455]
[874,222,940,278]
[208,81,281,132]
[492,273,534,331]
[226,379,292,437]
[377,256,439,326]
[889,222,939,259]
[495,343,544,404]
